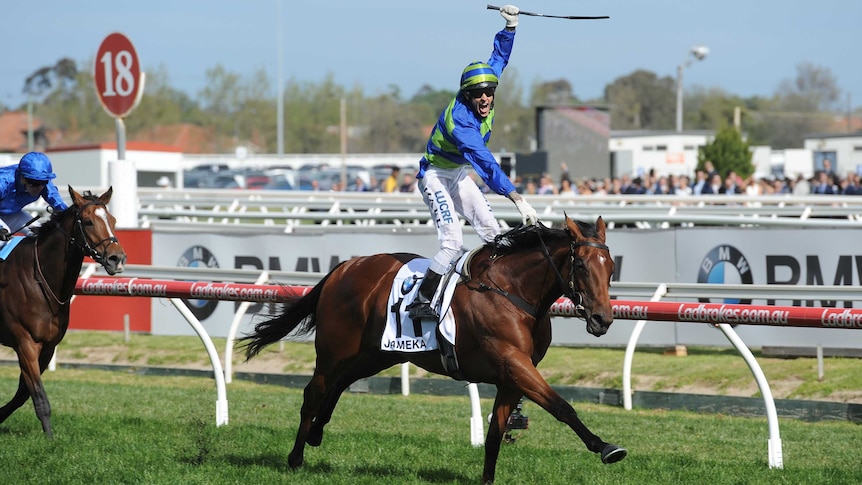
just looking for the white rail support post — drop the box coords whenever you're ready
[817,344,824,381]
[468,383,484,447]
[716,323,783,469]
[224,271,270,383]
[170,298,229,427]
[622,284,667,410]
[401,363,410,396]
[123,314,131,343]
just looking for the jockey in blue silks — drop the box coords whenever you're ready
[0,151,67,241]
[406,5,539,322]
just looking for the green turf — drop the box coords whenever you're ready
[1,366,861,484]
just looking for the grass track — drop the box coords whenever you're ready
[1,366,861,484]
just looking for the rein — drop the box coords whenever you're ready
[34,236,70,306]
[470,225,609,320]
[34,201,119,307]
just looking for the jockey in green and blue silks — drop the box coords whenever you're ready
[408,5,539,323]
[0,152,67,240]
[417,39,517,197]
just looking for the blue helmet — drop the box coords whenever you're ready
[19,152,57,181]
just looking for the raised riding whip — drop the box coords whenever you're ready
[486,4,609,20]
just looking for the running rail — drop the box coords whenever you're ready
[77,277,862,329]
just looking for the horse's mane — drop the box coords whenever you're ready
[491,220,598,255]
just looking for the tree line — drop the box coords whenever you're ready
[1,58,853,155]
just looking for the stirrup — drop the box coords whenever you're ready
[407,301,439,321]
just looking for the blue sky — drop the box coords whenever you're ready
[2,1,858,112]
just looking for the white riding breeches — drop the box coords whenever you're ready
[418,166,501,274]
[0,211,40,236]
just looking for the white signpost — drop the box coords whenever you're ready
[94,32,145,228]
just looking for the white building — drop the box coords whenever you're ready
[47,142,184,189]
[609,130,711,178]
[803,133,862,177]
[609,130,862,181]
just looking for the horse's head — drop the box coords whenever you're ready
[69,186,127,275]
[565,215,614,337]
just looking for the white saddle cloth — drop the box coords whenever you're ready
[380,254,466,352]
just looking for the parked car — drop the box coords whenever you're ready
[262,168,297,190]
[210,172,243,189]
[296,166,371,191]
[245,175,271,190]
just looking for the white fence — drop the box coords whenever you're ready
[23,187,862,229]
[134,189,862,229]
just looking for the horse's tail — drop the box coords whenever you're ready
[241,270,334,360]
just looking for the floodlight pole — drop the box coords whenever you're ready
[675,46,708,133]
[27,94,34,152]
[276,0,284,157]
[675,63,685,133]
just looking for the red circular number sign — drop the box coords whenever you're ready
[94,32,142,118]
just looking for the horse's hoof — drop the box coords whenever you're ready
[307,428,323,447]
[287,453,304,469]
[601,444,627,464]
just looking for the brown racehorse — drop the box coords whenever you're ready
[242,215,625,484]
[0,187,126,437]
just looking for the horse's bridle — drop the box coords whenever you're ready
[70,208,120,266]
[535,231,610,318]
[470,225,610,320]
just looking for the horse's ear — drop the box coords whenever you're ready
[566,213,584,240]
[596,216,606,243]
[99,186,114,205]
[69,186,84,206]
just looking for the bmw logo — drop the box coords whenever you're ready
[177,245,219,320]
[697,245,753,304]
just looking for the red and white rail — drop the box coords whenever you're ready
[77,277,862,329]
[75,277,862,329]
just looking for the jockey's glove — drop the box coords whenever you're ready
[500,4,519,28]
[0,228,10,241]
[515,198,538,225]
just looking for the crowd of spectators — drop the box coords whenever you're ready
[230,159,861,199]
[508,159,862,198]
[387,167,418,193]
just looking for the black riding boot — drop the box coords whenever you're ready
[406,269,443,321]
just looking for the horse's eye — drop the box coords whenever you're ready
[575,259,587,272]
[83,220,95,227]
